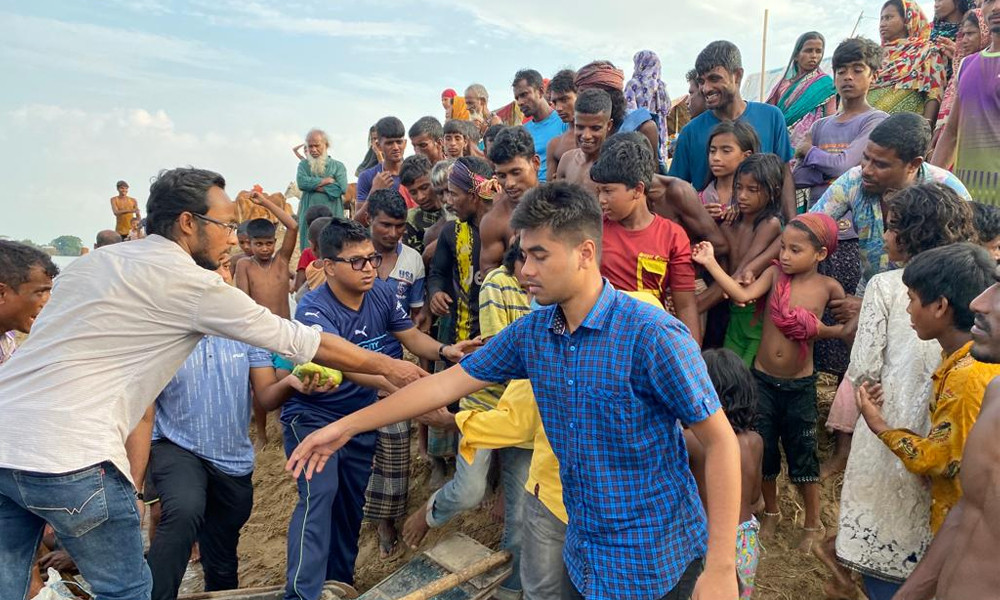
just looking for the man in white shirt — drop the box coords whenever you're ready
[0,168,425,600]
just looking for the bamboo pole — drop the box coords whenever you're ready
[396,551,512,600]
[851,11,864,37]
[760,9,770,102]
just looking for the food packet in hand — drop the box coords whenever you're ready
[292,363,343,387]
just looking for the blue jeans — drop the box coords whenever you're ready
[520,491,570,600]
[0,462,151,600]
[862,575,902,600]
[427,444,532,592]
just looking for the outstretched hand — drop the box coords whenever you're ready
[444,337,483,361]
[285,423,351,479]
[385,359,428,389]
[856,381,888,434]
[691,241,717,266]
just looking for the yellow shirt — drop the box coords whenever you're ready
[455,289,664,524]
[459,267,528,412]
[111,196,138,236]
[456,380,566,522]
[878,341,1000,532]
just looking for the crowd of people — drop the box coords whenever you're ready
[1,1,1000,599]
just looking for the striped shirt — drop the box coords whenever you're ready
[153,337,272,476]
[460,281,719,600]
[0,235,320,482]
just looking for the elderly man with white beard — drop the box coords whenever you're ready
[295,129,348,248]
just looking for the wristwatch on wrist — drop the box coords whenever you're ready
[438,344,449,361]
[136,491,145,501]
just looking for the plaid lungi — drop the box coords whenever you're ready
[364,420,411,520]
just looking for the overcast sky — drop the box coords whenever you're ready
[0,0,928,243]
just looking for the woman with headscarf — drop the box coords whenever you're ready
[442,88,471,122]
[931,8,990,158]
[766,32,838,149]
[869,0,948,125]
[625,50,672,161]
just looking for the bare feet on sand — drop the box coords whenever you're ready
[377,519,400,559]
[402,504,431,549]
[797,524,826,553]
[760,511,781,539]
[813,535,858,597]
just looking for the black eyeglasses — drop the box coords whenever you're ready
[192,213,239,234]
[330,254,383,271]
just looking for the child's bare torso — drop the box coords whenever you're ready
[245,257,292,319]
[756,271,836,379]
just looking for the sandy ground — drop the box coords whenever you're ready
[227,375,848,599]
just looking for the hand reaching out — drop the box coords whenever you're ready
[691,241,717,266]
[443,337,483,361]
[856,381,888,434]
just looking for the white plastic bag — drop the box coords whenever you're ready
[29,568,84,599]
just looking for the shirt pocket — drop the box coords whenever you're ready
[16,464,110,538]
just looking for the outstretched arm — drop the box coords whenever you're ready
[251,192,298,261]
[692,242,775,304]
[286,365,489,478]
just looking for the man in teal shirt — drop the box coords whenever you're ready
[296,128,348,248]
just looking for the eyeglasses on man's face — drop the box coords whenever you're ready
[192,212,239,234]
[330,253,382,271]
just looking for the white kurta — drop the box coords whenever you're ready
[835,269,941,581]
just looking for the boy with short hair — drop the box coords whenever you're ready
[234,192,299,320]
[264,218,474,598]
[400,155,447,256]
[229,221,252,278]
[555,88,614,193]
[857,243,1000,534]
[544,68,578,177]
[481,126,541,273]
[364,189,427,555]
[794,36,888,205]
[443,119,468,159]
[296,217,332,298]
[294,205,334,292]
[408,116,445,164]
[591,133,702,342]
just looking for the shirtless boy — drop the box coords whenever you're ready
[234,192,299,319]
[544,69,578,177]
[555,88,613,195]
[894,260,1000,600]
[480,126,540,274]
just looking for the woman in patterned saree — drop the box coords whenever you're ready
[870,0,948,126]
[766,32,838,149]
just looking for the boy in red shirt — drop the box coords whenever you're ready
[591,133,701,343]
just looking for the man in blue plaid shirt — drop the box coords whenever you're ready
[288,182,742,600]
